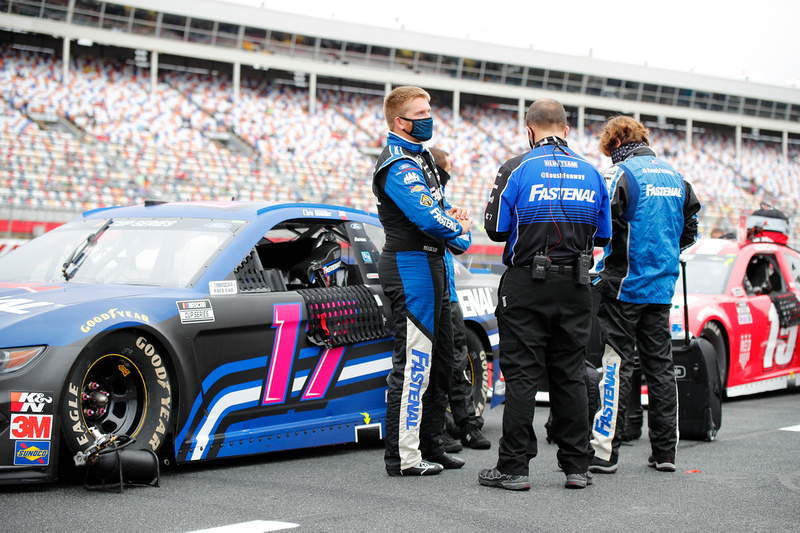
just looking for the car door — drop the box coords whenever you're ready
[175,218,393,463]
[739,252,798,385]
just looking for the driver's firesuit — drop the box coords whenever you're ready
[373,131,463,474]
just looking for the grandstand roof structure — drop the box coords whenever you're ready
[2,0,800,145]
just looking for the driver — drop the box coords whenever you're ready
[372,86,472,477]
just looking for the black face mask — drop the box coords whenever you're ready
[399,116,434,141]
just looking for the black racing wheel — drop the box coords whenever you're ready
[61,331,174,460]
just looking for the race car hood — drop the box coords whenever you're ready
[0,282,184,347]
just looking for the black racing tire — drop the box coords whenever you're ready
[61,331,174,458]
[700,322,728,396]
[465,328,489,417]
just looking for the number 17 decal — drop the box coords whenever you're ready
[262,303,301,405]
[302,346,345,401]
[262,303,347,405]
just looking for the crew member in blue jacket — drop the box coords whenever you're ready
[373,86,472,477]
[589,115,701,475]
[480,98,612,490]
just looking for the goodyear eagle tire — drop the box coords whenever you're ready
[61,331,173,458]
[465,328,489,417]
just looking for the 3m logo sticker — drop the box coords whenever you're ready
[10,414,52,440]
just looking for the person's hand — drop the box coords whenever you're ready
[448,206,470,221]
[459,217,473,235]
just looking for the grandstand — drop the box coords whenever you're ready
[1,0,799,251]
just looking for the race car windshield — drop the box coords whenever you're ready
[0,218,243,287]
[677,254,735,295]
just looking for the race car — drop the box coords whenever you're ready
[0,201,500,484]
[675,237,800,397]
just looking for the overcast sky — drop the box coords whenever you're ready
[225,0,800,89]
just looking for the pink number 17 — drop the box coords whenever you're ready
[262,302,345,405]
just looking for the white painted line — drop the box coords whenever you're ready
[780,425,800,432]
[188,520,299,532]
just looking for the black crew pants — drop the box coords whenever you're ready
[448,301,484,434]
[494,266,592,476]
[590,293,678,464]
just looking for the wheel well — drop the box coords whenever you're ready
[700,320,730,380]
[464,321,490,353]
[700,320,729,351]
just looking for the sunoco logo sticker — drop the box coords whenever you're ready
[14,440,50,465]
[176,300,215,324]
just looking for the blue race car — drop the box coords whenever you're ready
[0,201,499,483]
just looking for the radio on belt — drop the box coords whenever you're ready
[532,236,551,280]
[575,236,592,285]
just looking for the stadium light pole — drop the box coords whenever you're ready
[783,131,789,163]
[150,51,158,96]
[62,38,70,84]
[233,61,241,105]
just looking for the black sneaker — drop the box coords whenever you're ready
[386,461,444,477]
[424,452,465,469]
[462,428,491,449]
[647,456,676,472]
[442,431,463,453]
[478,468,530,491]
[589,456,618,474]
[564,471,593,489]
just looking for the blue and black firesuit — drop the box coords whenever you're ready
[591,145,701,467]
[373,131,463,473]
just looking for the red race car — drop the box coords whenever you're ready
[677,224,800,397]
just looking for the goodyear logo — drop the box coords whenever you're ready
[81,308,150,333]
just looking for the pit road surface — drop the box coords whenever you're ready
[2,390,799,532]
